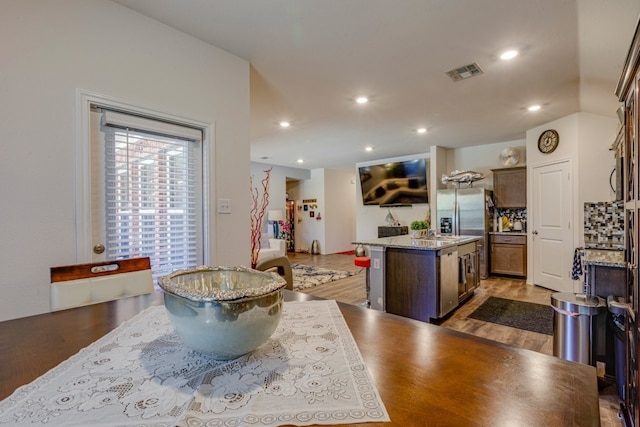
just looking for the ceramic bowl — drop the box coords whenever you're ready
[158,265,286,360]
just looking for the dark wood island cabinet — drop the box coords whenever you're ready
[385,247,439,322]
[354,235,480,323]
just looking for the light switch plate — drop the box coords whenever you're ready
[218,198,232,214]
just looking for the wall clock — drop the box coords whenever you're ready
[538,129,559,154]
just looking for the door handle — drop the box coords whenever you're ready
[532,230,539,235]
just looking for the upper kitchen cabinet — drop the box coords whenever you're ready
[492,167,526,208]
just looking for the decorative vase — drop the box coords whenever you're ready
[410,229,428,239]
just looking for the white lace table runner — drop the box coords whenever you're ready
[0,300,389,426]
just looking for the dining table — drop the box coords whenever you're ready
[0,290,600,426]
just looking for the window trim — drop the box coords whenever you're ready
[75,89,214,265]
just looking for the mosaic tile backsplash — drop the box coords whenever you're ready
[492,208,527,232]
[584,201,624,250]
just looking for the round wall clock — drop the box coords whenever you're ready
[538,129,559,154]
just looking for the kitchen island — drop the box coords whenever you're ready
[353,234,481,322]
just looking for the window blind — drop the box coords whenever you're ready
[98,109,204,282]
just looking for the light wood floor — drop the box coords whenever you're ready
[288,252,624,426]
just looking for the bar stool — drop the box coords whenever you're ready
[354,256,371,308]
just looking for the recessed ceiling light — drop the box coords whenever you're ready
[297,159,304,164]
[279,121,290,128]
[416,128,427,134]
[500,50,518,60]
[365,146,373,152]
[528,105,541,112]
[356,96,368,104]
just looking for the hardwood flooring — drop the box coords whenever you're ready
[288,252,624,426]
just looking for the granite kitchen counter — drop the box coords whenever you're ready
[583,248,625,268]
[489,231,527,236]
[352,234,481,251]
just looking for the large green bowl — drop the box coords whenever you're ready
[159,266,286,360]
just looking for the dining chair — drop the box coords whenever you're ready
[255,256,293,290]
[50,257,153,311]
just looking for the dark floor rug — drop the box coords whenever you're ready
[468,297,553,335]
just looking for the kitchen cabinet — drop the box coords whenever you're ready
[384,247,439,322]
[615,16,640,425]
[492,167,526,208]
[490,234,526,277]
[586,264,625,299]
[585,262,625,379]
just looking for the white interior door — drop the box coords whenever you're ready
[532,160,574,293]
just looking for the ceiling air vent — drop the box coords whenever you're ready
[445,63,484,82]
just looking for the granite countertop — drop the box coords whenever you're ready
[583,249,625,268]
[489,231,527,236]
[352,235,481,251]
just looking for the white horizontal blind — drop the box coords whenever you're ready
[99,109,203,281]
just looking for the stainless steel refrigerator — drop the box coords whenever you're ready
[436,188,492,279]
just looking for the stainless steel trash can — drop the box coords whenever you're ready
[551,292,606,365]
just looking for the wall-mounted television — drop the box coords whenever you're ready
[358,158,428,205]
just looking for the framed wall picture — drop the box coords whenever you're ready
[304,204,308,211]
[310,211,315,218]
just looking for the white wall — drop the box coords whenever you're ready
[445,139,527,189]
[286,168,356,254]
[0,0,250,320]
[577,113,619,203]
[324,169,357,253]
[250,162,310,242]
[355,154,431,240]
[297,169,327,252]
[525,112,618,284]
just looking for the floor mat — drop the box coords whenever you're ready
[291,263,354,291]
[468,296,553,335]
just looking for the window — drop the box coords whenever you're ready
[90,107,204,281]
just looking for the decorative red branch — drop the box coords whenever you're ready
[250,167,272,268]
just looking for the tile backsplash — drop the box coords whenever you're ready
[584,201,624,250]
[492,208,527,232]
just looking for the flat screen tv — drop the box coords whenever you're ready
[358,158,428,205]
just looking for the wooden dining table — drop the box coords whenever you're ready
[0,290,600,426]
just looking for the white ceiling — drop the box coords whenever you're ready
[113,0,640,170]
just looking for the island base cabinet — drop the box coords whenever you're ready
[385,248,438,322]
